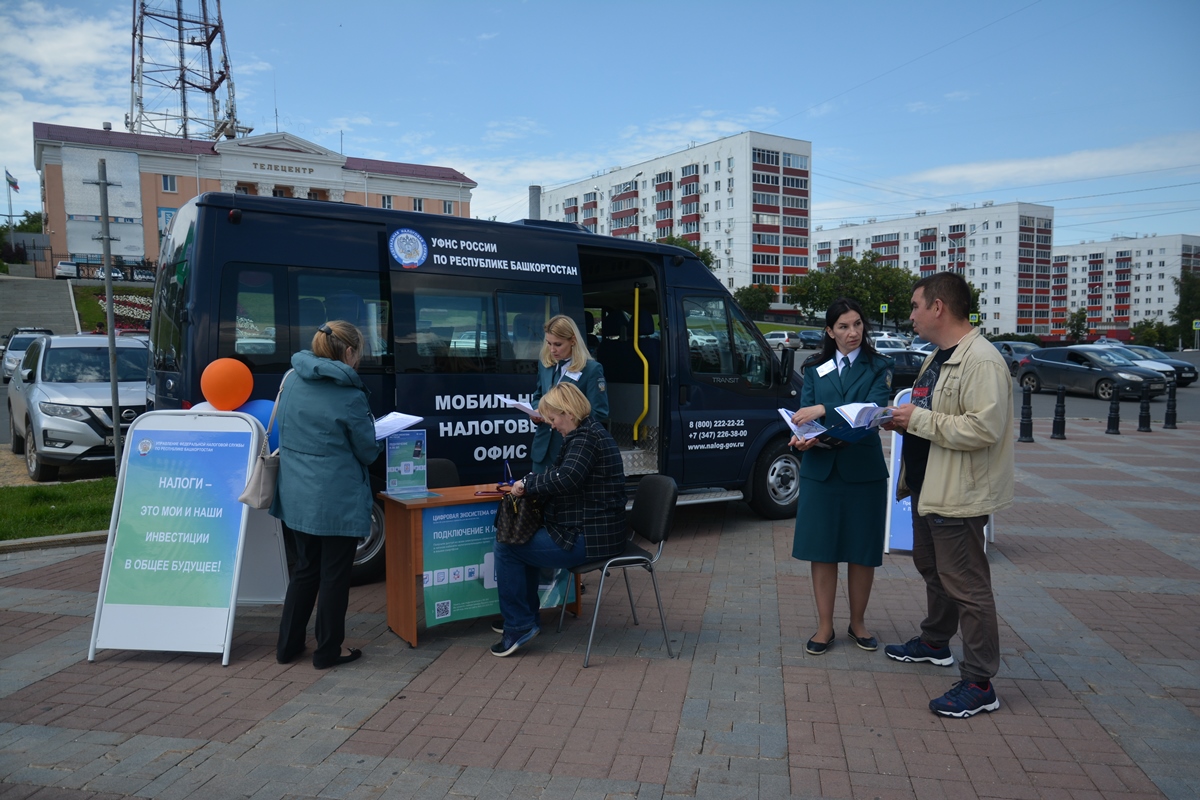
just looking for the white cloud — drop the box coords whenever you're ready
[477,32,499,40]
[0,2,128,214]
[483,117,546,144]
[905,132,1200,188]
[905,101,937,114]
[807,102,835,118]
[943,90,974,102]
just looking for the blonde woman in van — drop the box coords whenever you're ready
[528,314,609,473]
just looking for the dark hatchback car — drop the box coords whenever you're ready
[993,340,1039,376]
[1122,344,1197,387]
[798,330,824,349]
[877,348,927,389]
[1016,345,1167,401]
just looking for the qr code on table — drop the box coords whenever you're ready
[434,600,452,620]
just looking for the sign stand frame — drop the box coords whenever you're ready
[88,410,282,667]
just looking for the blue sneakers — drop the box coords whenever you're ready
[884,636,955,666]
[929,680,1000,717]
[490,626,539,657]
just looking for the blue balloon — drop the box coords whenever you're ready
[236,398,279,451]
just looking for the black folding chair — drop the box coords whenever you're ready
[557,474,678,667]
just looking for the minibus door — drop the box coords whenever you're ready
[675,293,785,488]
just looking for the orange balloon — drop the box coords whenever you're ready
[200,358,254,411]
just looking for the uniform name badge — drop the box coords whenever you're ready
[816,360,836,377]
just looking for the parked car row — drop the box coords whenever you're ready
[52,261,154,282]
[6,333,149,481]
[1016,345,1169,401]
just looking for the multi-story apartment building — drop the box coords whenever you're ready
[31,122,475,274]
[811,202,1055,336]
[533,132,812,295]
[1050,233,1199,339]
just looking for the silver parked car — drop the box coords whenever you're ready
[7,334,149,481]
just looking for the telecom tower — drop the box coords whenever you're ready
[126,0,251,140]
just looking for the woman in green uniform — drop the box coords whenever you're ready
[789,298,893,655]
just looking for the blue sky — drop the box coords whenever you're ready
[3,0,1198,245]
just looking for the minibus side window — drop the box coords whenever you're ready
[396,287,497,374]
[683,296,733,374]
[294,271,391,369]
[497,292,561,362]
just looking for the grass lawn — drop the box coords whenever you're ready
[0,478,116,540]
[757,321,820,333]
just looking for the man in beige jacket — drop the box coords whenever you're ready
[883,271,1014,718]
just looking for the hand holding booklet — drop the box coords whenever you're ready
[834,402,893,429]
[779,402,892,449]
[374,411,424,440]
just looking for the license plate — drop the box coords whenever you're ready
[105,435,114,446]
[1150,384,1164,391]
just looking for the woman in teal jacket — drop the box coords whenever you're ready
[789,298,893,656]
[529,314,608,473]
[272,320,383,669]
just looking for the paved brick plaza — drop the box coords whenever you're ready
[0,419,1197,798]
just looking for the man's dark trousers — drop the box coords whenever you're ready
[909,491,1000,683]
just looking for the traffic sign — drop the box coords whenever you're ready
[969,313,979,323]
[1193,319,1200,331]
[880,303,888,313]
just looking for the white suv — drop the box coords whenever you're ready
[53,260,78,279]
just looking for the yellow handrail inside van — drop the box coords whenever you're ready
[632,288,649,441]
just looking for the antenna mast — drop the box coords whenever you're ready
[126,0,251,140]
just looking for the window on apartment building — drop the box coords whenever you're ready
[995,221,1002,228]
[728,277,734,288]
[443,200,454,215]
[413,198,424,212]
[272,188,286,197]
[727,158,734,170]
[715,200,722,210]
[381,195,393,209]
[161,175,177,192]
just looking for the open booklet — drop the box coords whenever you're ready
[500,397,539,418]
[374,411,424,440]
[834,402,893,429]
[779,402,892,448]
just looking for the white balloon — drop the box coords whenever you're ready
[191,401,216,411]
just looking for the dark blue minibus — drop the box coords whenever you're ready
[149,193,803,580]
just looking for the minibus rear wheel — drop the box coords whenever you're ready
[351,500,387,585]
[749,437,800,519]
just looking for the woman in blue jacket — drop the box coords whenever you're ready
[789,298,893,656]
[529,314,608,473]
[272,320,383,669]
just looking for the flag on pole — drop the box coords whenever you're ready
[4,170,17,193]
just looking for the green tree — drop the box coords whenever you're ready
[733,284,776,319]
[15,211,42,233]
[1131,319,1168,347]
[1065,308,1088,343]
[1170,270,1200,336]
[659,234,715,269]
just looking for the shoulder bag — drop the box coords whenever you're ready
[493,460,543,544]
[238,370,291,509]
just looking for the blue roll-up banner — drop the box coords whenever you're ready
[884,387,994,554]
[89,411,289,666]
[885,388,913,553]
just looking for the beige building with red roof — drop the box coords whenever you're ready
[32,122,475,276]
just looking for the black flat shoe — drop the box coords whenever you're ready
[314,648,361,670]
[805,634,834,655]
[847,626,878,651]
[276,646,306,665]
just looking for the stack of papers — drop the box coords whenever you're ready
[374,411,424,440]
[501,397,538,418]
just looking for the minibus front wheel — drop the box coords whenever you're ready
[749,437,800,519]
[351,500,387,585]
